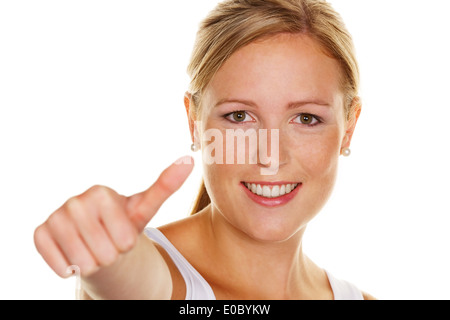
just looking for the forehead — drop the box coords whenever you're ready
[204,33,343,108]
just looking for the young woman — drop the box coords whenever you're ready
[34,0,374,300]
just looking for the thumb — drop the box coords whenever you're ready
[128,155,194,231]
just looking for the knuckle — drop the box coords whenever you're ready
[157,175,175,194]
[130,205,151,230]
[89,184,106,193]
[88,185,114,202]
[65,196,82,213]
[46,211,64,231]
[33,225,46,250]
[65,196,88,221]
[133,202,148,219]
[120,231,138,252]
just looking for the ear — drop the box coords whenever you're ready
[341,97,362,154]
[184,92,196,143]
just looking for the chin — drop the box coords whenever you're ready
[209,180,319,243]
[239,217,305,243]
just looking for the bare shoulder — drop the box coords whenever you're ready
[158,210,208,246]
[362,291,377,300]
[157,209,212,270]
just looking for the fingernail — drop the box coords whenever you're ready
[174,155,194,165]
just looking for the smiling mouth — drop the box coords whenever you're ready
[241,182,301,198]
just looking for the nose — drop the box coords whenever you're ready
[256,128,289,175]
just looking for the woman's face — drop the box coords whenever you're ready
[194,33,358,242]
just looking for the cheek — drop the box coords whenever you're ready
[285,129,342,225]
[288,127,341,172]
[202,161,246,225]
[200,125,257,221]
[200,133,241,205]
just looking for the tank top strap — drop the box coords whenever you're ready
[325,270,364,300]
[146,228,362,300]
[144,228,216,300]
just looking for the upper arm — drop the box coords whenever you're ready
[153,242,187,300]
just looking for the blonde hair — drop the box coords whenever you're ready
[187,0,360,215]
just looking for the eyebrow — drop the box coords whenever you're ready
[214,98,331,109]
[287,100,331,109]
[214,99,257,108]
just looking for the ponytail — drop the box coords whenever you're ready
[189,178,211,215]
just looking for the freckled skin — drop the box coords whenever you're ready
[197,34,352,242]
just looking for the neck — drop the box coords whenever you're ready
[203,205,316,299]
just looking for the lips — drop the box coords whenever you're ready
[240,181,302,207]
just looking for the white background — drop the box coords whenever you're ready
[1,0,449,300]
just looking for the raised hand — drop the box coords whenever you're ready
[34,156,194,278]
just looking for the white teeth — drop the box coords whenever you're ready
[271,185,280,198]
[280,185,286,196]
[256,184,263,196]
[262,186,271,197]
[286,184,292,193]
[244,182,299,198]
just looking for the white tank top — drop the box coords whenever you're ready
[145,228,363,300]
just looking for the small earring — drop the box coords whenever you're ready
[191,143,199,152]
[342,147,351,157]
